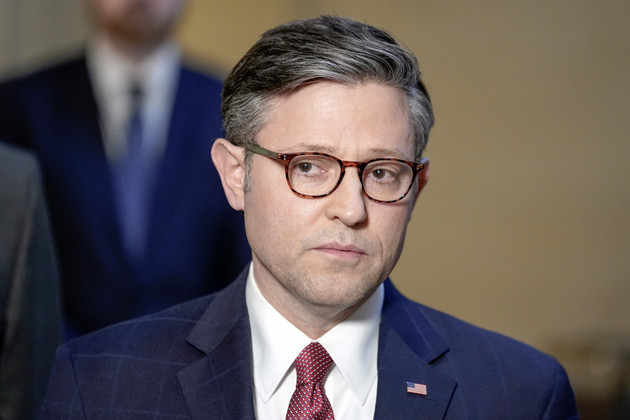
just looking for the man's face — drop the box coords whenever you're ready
[240,81,427,324]
[85,0,186,46]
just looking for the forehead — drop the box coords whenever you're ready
[258,81,415,159]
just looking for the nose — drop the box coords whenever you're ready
[324,168,367,226]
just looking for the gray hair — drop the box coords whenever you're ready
[222,15,434,179]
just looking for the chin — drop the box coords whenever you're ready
[305,279,376,308]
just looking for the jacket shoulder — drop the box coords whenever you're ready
[179,62,223,91]
[1,55,86,87]
[383,282,577,418]
[409,298,564,374]
[40,294,219,419]
[386,281,561,368]
[62,293,215,363]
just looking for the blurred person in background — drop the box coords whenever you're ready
[0,0,249,338]
[0,142,61,420]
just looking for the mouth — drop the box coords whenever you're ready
[314,242,367,260]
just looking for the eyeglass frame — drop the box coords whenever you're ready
[244,143,427,203]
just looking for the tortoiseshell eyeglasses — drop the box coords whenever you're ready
[245,143,427,203]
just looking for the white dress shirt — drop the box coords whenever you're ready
[86,36,180,167]
[246,263,383,420]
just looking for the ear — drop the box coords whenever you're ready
[211,138,246,211]
[411,158,430,209]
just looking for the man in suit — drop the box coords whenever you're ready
[40,16,578,419]
[0,0,248,336]
[0,142,61,419]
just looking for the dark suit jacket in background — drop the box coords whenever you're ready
[0,142,61,420]
[0,55,250,336]
[40,269,578,419]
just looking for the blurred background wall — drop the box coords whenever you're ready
[1,0,628,417]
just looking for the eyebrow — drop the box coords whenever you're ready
[290,142,413,161]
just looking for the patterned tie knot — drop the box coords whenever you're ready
[294,342,333,386]
[287,342,335,420]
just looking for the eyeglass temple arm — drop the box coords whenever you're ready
[245,143,286,160]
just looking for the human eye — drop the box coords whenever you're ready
[291,159,321,177]
[288,155,334,182]
[365,161,405,185]
[294,160,319,176]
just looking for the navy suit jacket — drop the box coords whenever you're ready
[0,55,249,335]
[40,269,578,419]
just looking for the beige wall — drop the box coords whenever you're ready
[0,0,86,76]
[179,0,630,361]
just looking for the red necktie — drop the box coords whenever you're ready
[286,342,335,420]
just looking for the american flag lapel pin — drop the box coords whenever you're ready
[406,381,428,396]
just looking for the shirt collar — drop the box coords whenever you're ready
[86,36,180,160]
[246,262,383,405]
[87,35,180,107]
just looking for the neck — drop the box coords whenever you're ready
[285,302,357,340]
[255,276,368,339]
[250,258,376,339]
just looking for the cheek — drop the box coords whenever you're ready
[372,205,413,254]
[243,182,310,251]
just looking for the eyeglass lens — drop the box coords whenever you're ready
[287,155,414,202]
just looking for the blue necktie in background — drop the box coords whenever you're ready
[114,83,150,263]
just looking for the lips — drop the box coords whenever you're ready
[314,242,367,260]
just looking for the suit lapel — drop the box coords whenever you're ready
[176,274,459,419]
[177,271,256,420]
[72,56,122,245]
[374,280,458,419]
[144,66,184,253]
[147,66,216,255]
[53,56,126,263]
[62,55,104,152]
